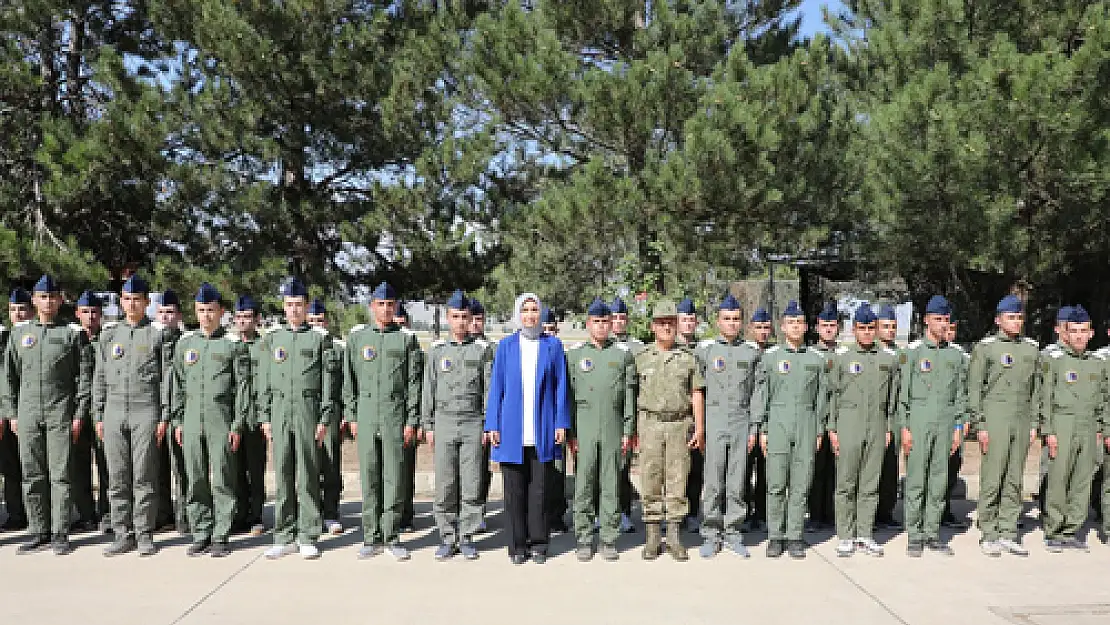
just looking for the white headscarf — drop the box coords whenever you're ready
[513,292,543,340]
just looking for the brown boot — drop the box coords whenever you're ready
[667,521,688,561]
[642,523,662,560]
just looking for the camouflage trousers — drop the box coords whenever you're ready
[638,415,692,523]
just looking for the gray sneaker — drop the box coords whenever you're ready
[264,543,297,559]
[435,543,457,561]
[699,539,719,559]
[980,540,1002,557]
[576,543,594,562]
[387,543,410,561]
[103,534,137,557]
[855,537,884,557]
[726,538,750,558]
[600,543,618,561]
[357,544,384,559]
[925,539,953,556]
[459,540,479,560]
[137,533,157,557]
[997,538,1028,556]
[836,539,855,557]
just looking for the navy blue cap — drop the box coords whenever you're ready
[877,304,896,321]
[1056,306,1073,322]
[75,290,102,308]
[782,300,803,318]
[587,297,611,317]
[446,289,469,310]
[235,295,258,313]
[307,298,326,315]
[33,275,58,293]
[371,282,397,300]
[611,296,629,314]
[719,294,741,311]
[853,303,877,324]
[122,275,149,294]
[468,299,485,315]
[541,307,556,324]
[160,289,180,308]
[9,287,30,305]
[996,295,1022,314]
[924,295,951,316]
[280,278,307,298]
[818,301,838,321]
[677,298,696,315]
[195,283,221,304]
[1069,305,1091,323]
[751,307,770,323]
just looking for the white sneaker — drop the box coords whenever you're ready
[264,543,297,560]
[998,538,1028,556]
[855,538,884,557]
[836,539,855,557]
[324,520,343,535]
[980,540,1002,557]
[299,543,320,560]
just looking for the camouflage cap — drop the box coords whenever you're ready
[652,299,678,320]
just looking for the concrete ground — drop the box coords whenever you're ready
[3,444,1110,625]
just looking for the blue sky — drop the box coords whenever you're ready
[796,0,845,38]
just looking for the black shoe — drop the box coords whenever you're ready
[52,534,73,556]
[907,541,924,557]
[787,540,806,559]
[137,533,158,557]
[230,520,251,535]
[69,519,97,534]
[99,517,113,534]
[940,513,969,530]
[17,534,52,554]
[510,553,527,565]
[103,535,138,557]
[1067,538,1090,553]
[532,551,548,565]
[208,541,230,558]
[766,539,784,558]
[549,521,569,534]
[0,517,28,532]
[186,539,211,557]
[925,538,954,556]
[1044,538,1066,553]
[176,520,190,535]
[154,519,175,533]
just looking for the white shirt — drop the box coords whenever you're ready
[519,334,539,447]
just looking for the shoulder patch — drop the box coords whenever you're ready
[349,324,367,334]
[834,346,849,355]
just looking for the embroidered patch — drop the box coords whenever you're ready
[111,343,125,359]
[440,357,454,373]
[919,358,932,373]
[777,360,791,374]
[1000,353,1014,368]
[849,361,863,375]
[712,357,726,372]
[579,357,594,373]
[361,345,377,361]
[184,349,200,366]
[20,334,36,348]
[1065,371,1079,384]
[273,346,288,363]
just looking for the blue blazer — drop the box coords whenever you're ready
[484,332,571,464]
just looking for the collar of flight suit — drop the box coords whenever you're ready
[781,341,807,353]
[32,317,62,328]
[197,326,226,340]
[372,321,401,334]
[994,330,1022,343]
[921,336,947,349]
[447,334,475,346]
[585,337,614,350]
[852,341,879,354]
[123,316,152,329]
[1064,343,1090,359]
[716,336,743,346]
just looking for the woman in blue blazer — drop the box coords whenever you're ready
[484,293,571,564]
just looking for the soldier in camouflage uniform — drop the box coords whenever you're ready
[828,304,897,558]
[344,282,422,561]
[809,302,839,531]
[232,295,267,536]
[4,275,92,555]
[874,304,904,530]
[609,296,642,534]
[568,298,636,561]
[635,299,705,562]
[1041,305,1106,552]
[307,298,344,536]
[424,290,492,561]
[0,288,31,532]
[753,300,828,559]
[969,295,1040,557]
[171,284,252,557]
[695,294,760,559]
[96,275,175,557]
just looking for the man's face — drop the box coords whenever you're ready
[651,316,677,344]
[877,319,897,343]
[447,308,470,338]
[121,292,148,320]
[284,296,307,326]
[307,313,327,328]
[469,314,486,336]
[853,322,876,347]
[519,299,540,329]
[781,316,807,345]
[945,322,958,343]
[997,312,1024,337]
[8,303,31,324]
[77,305,102,333]
[717,310,742,341]
[923,314,950,340]
[587,316,612,344]
[817,318,838,343]
[32,291,62,319]
[234,310,259,336]
[611,312,628,335]
[749,321,772,345]
[195,301,222,332]
[1069,322,1094,352]
[372,298,395,326]
[157,305,181,327]
[678,313,697,336]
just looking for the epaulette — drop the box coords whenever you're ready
[332,337,346,347]
[151,321,166,331]
[103,320,119,329]
[180,330,197,339]
[1049,350,1064,359]
[568,341,584,350]
[835,346,849,355]
[1022,337,1039,347]
[14,320,30,327]
[952,343,968,354]
[431,338,447,348]
[882,347,897,357]
[68,322,84,333]
[744,340,759,349]
[614,342,629,352]
[698,338,715,348]
[474,338,489,348]
[401,327,416,336]
[1093,351,1107,361]
[349,324,367,334]
[764,345,781,354]
[311,325,329,337]
[979,336,997,344]
[907,340,922,349]
[224,333,240,342]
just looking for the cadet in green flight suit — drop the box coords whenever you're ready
[609,296,642,534]
[969,295,1040,557]
[4,275,92,555]
[753,300,828,559]
[395,302,421,533]
[1041,305,1107,552]
[231,295,267,536]
[69,290,106,534]
[307,298,344,536]
[345,281,422,561]
[468,299,494,533]
[898,295,967,557]
[1037,308,1071,517]
[171,284,252,557]
[696,294,760,559]
[743,307,773,532]
[154,289,188,534]
[95,275,175,557]
[828,304,897,558]
[0,288,32,532]
[569,298,636,562]
[809,302,840,531]
[425,290,492,561]
[260,278,336,560]
[874,304,904,530]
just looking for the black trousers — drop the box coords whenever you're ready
[501,447,549,557]
[686,448,704,519]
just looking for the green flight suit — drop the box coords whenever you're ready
[400,331,423,528]
[0,327,27,527]
[876,340,902,524]
[752,344,829,542]
[568,339,636,546]
[635,343,704,523]
[897,338,967,544]
[68,324,101,526]
[968,332,1040,542]
[259,323,338,546]
[234,333,267,528]
[695,337,760,542]
[1041,345,1107,540]
[319,335,344,523]
[809,343,837,527]
[828,342,897,541]
[343,323,421,546]
[3,320,92,536]
[612,334,645,518]
[156,326,188,530]
[474,334,496,512]
[93,318,173,537]
[1038,341,1065,512]
[424,336,492,545]
[171,327,252,543]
